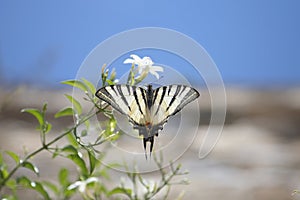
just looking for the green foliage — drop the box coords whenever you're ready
[108,187,133,197]
[68,154,89,178]
[5,151,20,165]
[21,161,39,176]
[17,176,50,200]
[0,63,188,199]
[21,103,52,145]
[82,78,96,95]
[65,94,82,115]
[55,107,75,118]
[61,80,88,92]
[87,150,98,174]
[127,64,136,85]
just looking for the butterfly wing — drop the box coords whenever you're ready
[95,85,149,126]
[151,85,200,126]
[96,84,200,158]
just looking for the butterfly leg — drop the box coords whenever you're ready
[143,136,155,159]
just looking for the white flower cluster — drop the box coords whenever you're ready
[123,54,163,79]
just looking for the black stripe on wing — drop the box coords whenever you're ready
[126,85,131,95]
[154,86,167,115]
[167,85,172,95]
[140,87,148,110]
[133,87,144,116]
[172,86,200,116]
[116,85,131,112]
[96,85,127,115]
[179,85,186,95]
[152,85,200,118]
[166,85,181,111]
[110,85,118,96]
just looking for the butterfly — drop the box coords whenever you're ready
[95,84,200,158]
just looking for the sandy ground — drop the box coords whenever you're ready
[0,86,300,200]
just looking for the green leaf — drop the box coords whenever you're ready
[58,168,69,186]
[103,117,119,141]
[6,179,17,190]
[81,129,87,137]
[55,107,74,118]
[61,80,88,92]
[88,150,97,174]
[0,164,9,180]
[152,182,157,192]
[110,68,116,81]
[42,181,59,195]
[82,78,96,95]
[5,151,20,164]
[17,176,31,186]
[17,177,50,200]
[21,161,39,176]
[108,187,132,197]
[33,182,51,200]
[61,145,78,155]
[105,117,116,136]
[44,121,52,134]
[97,169,110,180]
[67,154,88,176]
[84,119,90,130]
[65,94,82,115]
[101,66,109,86]
[67,131,79,147]
[106,79,114,86]
[127,64,135,85]
[21,108,43,127]
[42,103,48,114]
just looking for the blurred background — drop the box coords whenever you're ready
[1,1,300,199]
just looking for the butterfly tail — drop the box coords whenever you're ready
[143,137,148,160]
[143,136,155,159]
[149,136,154,158]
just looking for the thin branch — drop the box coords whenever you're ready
[0,108,101,191]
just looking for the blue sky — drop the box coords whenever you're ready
[0,0,299,88]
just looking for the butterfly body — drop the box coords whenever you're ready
[96,84,199,158]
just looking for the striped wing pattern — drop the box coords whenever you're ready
[96,85,149,125]
[95,84,200,157]
[150,85,200,126]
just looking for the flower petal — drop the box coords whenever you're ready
[138,65,146,74]
[78,183,86,193]
[149,71,160,79]
[86,177,99,184]
[151,65,164,72]
[130,54,142,63]
[123,58,134,64]
[141,57,153,66]
[67,181,81,190]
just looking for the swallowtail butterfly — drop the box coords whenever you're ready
[96,84,200,158]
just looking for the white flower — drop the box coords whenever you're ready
[67,177,99,193]
[123,54,163,79]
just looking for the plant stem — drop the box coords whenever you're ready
[0,129,70,191]
[0,109,100,191]
[145,163,180,200]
